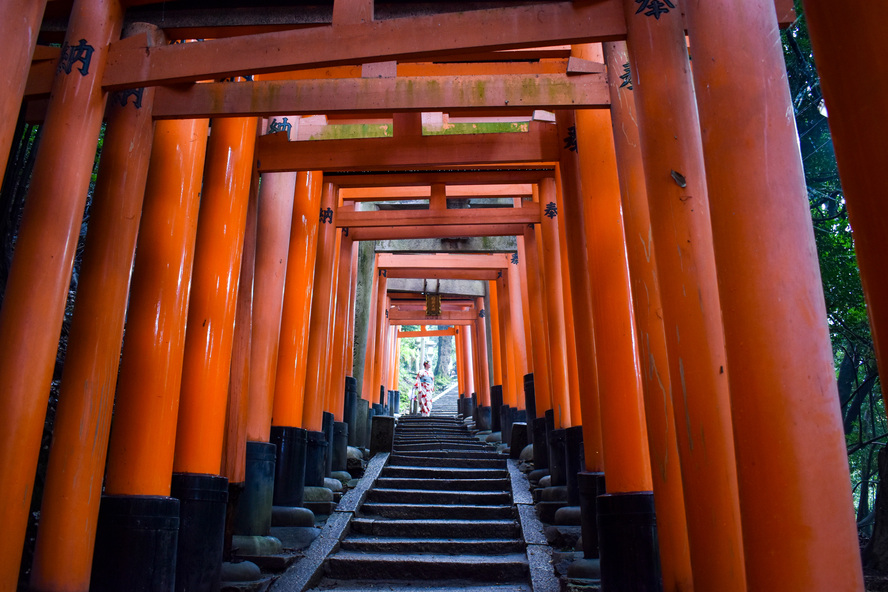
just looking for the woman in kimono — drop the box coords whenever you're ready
[412,360,434,416]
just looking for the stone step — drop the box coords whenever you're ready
[339,535,525,555]
[367,488,511,505]
[382,465,507,480]
[390,450,504,460]
[392,440,488,448]
[375,477,510,491]
[388,454,506,469]
[324,551,528,581]
[361,502,514,520]
[309,580,531,592]
[350,517,521,539]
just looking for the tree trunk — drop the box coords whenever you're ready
[435,333,453,381]
[864,446,888,571]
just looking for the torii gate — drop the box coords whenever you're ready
[0,0,875,591]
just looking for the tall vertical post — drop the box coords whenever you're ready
[0,1,123,585]
[803,3,888,395]
[554,108,604,471]
[507,262,529,409]
[0,0,47,184]
[346,240,360,376]
[618,0,746,586]
[489,281,504,390]
[329,234,356,420]
[103,117,209,495]
[224,163,260,487]
[273,171,323,429]
[495,277,517,407]
[321,232,343,412]
[455,329,465,397]
[475,297,493,407]
[537,178,572,426]
[30,28,159,588]
[522,226,553,417]
[370,275,389,403]
[462,327,476,399]
[302,182,339,431]
[602,42,693,592]
[573,109,651,494]
[361,256,380,400]
[175,117,259,474]
[243,171,297,443]
[685,2,864,588]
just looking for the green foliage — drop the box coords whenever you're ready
[783,2,882,532]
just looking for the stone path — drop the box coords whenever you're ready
[307,416,533,591]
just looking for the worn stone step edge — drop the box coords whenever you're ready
[350,517,520,538]
[339,535,526,554]
[325,550,529,581]
[367,488,512,504]
[375,477,511,491]
[360,502,514,520]
[307,579,531,592]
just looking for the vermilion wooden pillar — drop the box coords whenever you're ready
[803,3,888,397]
[302,182,338,431]
[329,234,356,420]
[475,296,492,406]
[620,1,746,587]
[455,329,465,396]
[30,33,159,588]
[361,258,381,400]
[175,117,258,473]
[554,108,604,471]
[0,2,122,585]
[462,327,476,398]
[321,232,343,412]
[537,178,572,427]
[370,279,388,404]
[243,170,297,442]
[572,109,651,494]
[104,118,209,495]
[489,281,504,389]
[470,321,484,405]
[507,262,529,409]
[601,42,692,591]
[552,175,583,427]
[685,2,864,588]
[273,171,323,428]
[522,225,553,418]
[224,163,260,485]
[0,0,47,186]
[495,277,517,408]
[346,240,360,376]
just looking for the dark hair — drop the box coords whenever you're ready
[423,360,430,366]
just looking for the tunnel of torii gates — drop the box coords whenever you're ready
[0,0,884,590]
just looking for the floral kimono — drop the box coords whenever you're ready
[413,367,434,416]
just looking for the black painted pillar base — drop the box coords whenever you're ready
[343,376,358,447]
[234,441,276,536]
[577,471,605,559]
[598,491,662,592]
[548,428,567,486]
[304,430,328,487]
[270,426,307,507]
[171,472,228,592]
[523,373,537,443]
[322,411,335,478]
[477,405,492,431]
[332,421,349,471]
[565,425,585,506]
[91,494,179,592]
[532,416,549,470]
[490,385,503,432]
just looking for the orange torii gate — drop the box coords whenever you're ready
[0,0,871,590]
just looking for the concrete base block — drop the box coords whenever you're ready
[221,561,262,582]
[541,485,568,502]
[232,535,283,557]
[303,486,333,502]
[519,444,534,462]
[324,477,343,492]
[537,501,568,524]
[271,506,314,527]
[554,505,582,526]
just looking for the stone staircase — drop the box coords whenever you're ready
[310,415,531,591]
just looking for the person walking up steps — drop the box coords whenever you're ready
[411,360,434,416]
